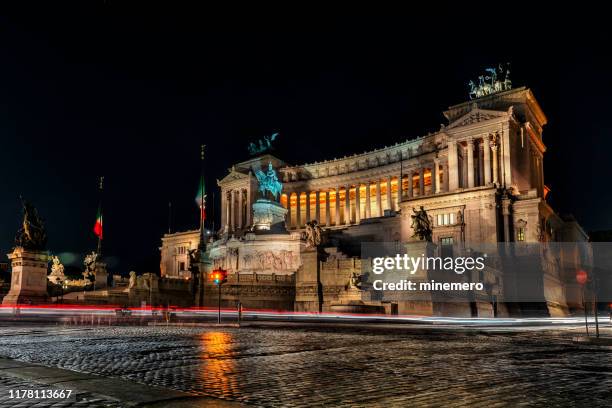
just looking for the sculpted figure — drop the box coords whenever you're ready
[255,162,283,200]
[15,198,47,250]
[50,255,65,276]
[411,206,432,242]
[128,271,137,288]
[248,133,279,155]
[136,274,149,290]
[303,220,322,248]
[188,248,200,266]
[348,271,363,289]
[468,64,511,100]
[83,251,98,273]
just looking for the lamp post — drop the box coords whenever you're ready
[210,268,227,324]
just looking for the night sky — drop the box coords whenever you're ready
[1,5,611,273]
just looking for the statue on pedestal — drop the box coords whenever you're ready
[15,198,47,251]
[252,162,288,232]
[48,255,66,285]
[255,162,283,200]
[83,251,97,281]
[347,271,363,290]
[411,206,433,242]
[3,199,50,305]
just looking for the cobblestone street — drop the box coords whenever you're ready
[0,324,610,407]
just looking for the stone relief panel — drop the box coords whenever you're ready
[242,250,297,271]
[210,247,300,274]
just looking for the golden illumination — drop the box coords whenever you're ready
[200,331,239,396]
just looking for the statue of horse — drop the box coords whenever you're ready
[255,162,283,200]
[15,198,47,250]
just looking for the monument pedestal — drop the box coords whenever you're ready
[2,247,49,305]
[94,261,108,289]
[397,240,437,316]
[252,199,288,233]
[294,248,322,312]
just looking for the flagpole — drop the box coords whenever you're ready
[168,201,172,234]
[200,144,206,251]
[97,176,104,256]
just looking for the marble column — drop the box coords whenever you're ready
[448,139,459,191]
[483,136,491,185]
[376,180,382,217]
[355,185,361,223]
[229,190,235,232]
[434,159,441,193]
[491,139,499,185]
[467,138,475,188]
[221,190,230,228]
[246,188,252,227]
[501,127,512,187]
[443,162,449,192]
[237,189,243,229]
[408,172,413,198]
[335,187,341,226]
[286,193,292,228]
[419,168,424,196]
[296,192,302,228]
[478,142,484,186]
[305,192,311,223]
[365,182,371,218]
[386,178,392,211]
[344,185,351,224]
[315,191,321,222]
[325,191,331,226]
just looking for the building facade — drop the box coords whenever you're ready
[160,86,589,316]
[217,87,582,245]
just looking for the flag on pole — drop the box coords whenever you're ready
[93,205,103,239]
[196,175,206,222]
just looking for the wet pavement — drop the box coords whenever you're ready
[0,324,610,407]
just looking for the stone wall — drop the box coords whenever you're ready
[201,273,295,311]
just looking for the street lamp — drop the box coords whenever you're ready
[209,268,227,324]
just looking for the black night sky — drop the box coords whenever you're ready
[1,5,611,273]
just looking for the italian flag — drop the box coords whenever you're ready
[93,206,103,239]
[196,175,206,222]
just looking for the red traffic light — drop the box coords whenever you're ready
[209,268,227,285]
[576,270,588,285]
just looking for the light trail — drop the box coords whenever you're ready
[0,304,608,328]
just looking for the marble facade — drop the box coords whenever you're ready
[159,86,589,316]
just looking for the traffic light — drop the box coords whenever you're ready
[209,268,227,285]
[576,269,588,285]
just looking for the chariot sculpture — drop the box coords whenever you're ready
[468,63,512,100]
[248,132,279,156]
